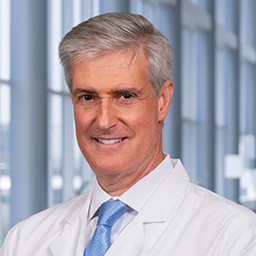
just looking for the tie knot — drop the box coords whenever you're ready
[97,200,130,227]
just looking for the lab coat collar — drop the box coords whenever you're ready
[143,158,190,222]
[106,159,190,256]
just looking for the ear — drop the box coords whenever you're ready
[158,80,174,122]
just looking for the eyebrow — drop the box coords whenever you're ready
[111,87,143,95]
[72,88,97,97]
[72,87,144,97]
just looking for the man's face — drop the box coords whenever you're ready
[70,50,172,193]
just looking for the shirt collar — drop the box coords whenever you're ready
[88,154,173,221]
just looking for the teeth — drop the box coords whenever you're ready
[97,138,123,144]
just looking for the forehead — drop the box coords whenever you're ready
[71,50,151,90]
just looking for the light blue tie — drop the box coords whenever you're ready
[84,200,130,256]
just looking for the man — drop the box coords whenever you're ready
[1,12,256,256]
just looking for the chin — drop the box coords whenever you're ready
[91,160,129,176]
[94,164,123,174]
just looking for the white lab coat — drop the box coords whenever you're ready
[1,159,256,255]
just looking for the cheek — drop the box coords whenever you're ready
[73,109,93,134]
[74,112,84,132]
[125,103,159,130]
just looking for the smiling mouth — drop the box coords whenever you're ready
[96,138,126,144]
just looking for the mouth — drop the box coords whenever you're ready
[95,138,126,144]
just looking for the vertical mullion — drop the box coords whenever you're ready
[47,0,63,207]
[0,0,10,81]
[158,1,182,159]
[62,96,74,201]
[73,0,82,26]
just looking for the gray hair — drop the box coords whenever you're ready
[59,12,173,97]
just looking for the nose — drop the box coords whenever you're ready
[97,99,118,130]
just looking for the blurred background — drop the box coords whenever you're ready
[0,0,256,245]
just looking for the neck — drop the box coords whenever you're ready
[96,147,165,197]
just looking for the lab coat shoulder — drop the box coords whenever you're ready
[107,159,256,256]
[188,181,256,223]
[188,184,256,255]
[191,182,256,237]
[0,191,90,256]
[150,176,256,256]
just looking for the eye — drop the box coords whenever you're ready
[81,94,93,101]
[121,93,133,99]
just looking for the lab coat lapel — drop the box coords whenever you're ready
[106,214,146,256]
[145,159,189,219]
[143,159,190,254]
[49,224,79,256]
[49,185,94,256]
[107,159,190,256]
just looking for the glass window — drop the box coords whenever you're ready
[216,0,238,34]
[240,62,255,134]
[181,26,199,184]
[188,0,212,14]
[1,1,256,246]
[215,48,227,196]
[47,0,96,207]
[215,46,240,200]
[241,0,256,47]
[0,0,11,244]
